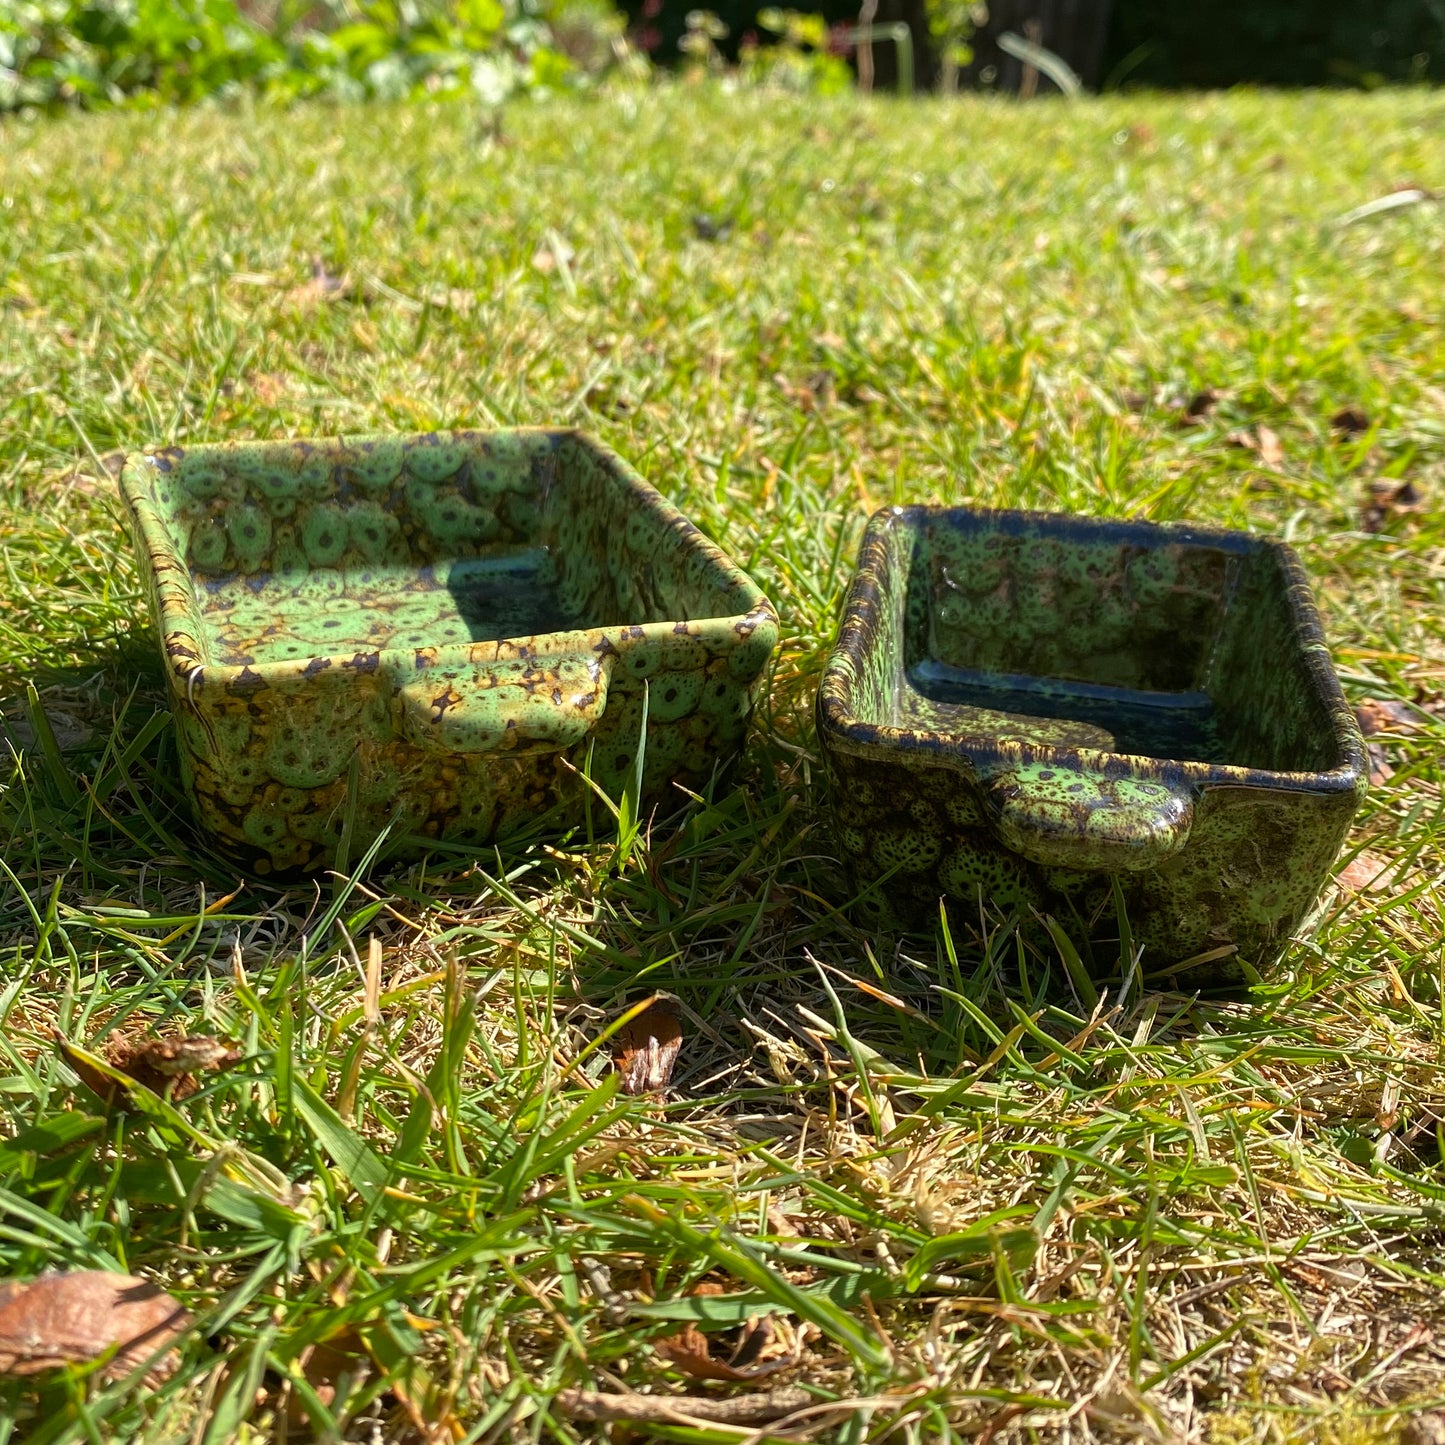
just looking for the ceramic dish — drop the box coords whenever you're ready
[120,428,777,873]
[818,505,1367,978]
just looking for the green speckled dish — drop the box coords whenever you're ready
[818,506,1367,979]
[119,429,777,874]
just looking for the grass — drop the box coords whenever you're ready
[0,80,1443,1443]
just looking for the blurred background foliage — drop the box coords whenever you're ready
[0,0,1442,111]
[0,0,628,109]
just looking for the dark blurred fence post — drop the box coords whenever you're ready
[962,0,1114,90]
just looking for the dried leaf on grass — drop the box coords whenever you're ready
[1367,742,1396,786]
[118,1035,243,1099]
[295,1328,371,1408]
[1355,698,1425,736]
[56,1031,243,1109]
[0,1271,189,1382]
[531,233,575,274]
[1227,423,1284,469]
[286,257,352,308]
[1362,478,1427,533]
[250,371,291,406]
[1332,404,1371,438]
[691,213,733,242]
[280,1320,452,1439]
[612,996,684,1096]
[653,1316,797,1382]
[552,1384,815,1425]
[774,370,836,411]
[1173,387,1221,427]
[44,450,126,498]
[1336,851,1404,895]
[0,709,94,751]
[279,1329,371,1428]
[1404,1410,1445,1445]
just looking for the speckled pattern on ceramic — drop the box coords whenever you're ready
[818,506,1368,979]
[119,429,778,874]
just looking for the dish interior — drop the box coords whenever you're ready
[876,514,1340,773]
[197,551,579,665]
[144,432,745,667]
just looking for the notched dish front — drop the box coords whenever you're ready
[818,506,1367,978]
[120,428,778,873]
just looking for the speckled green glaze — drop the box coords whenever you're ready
[119,429,777,874]
[818,506,1368,980]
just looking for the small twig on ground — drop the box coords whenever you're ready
[552,1384,817,1426]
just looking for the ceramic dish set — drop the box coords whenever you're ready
[119,427,1367,980]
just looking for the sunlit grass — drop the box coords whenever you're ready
[0,83,1442,1442]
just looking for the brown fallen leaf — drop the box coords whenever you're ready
[612,996,684,1096]
[70,451,126,491]
[56,1031,243,1109]
[1253,424,1284,469]
[114,1036,244,1100]
[279,1327,372,1428]
[1367,741,1396,785]
[54,1034,138,1110]
[1226,424,1284,469]
[276,1319,449,1439]
[286,256,352,309]
[552,1384,815,1426]
[1362,478,1427,533]
[0,1271,189,1382]
[653,1317,793,1383]
[1174,388,1221,427]
[531,233,575,275]
[1337,850,1400,894]
[691,213,733,242]
[1,708,93,751]
[1404,1409,1445,1445]
[1355,698,1424,736]
[1332,404,1370,438]
[774,370,835,412]
[250,371,290,406]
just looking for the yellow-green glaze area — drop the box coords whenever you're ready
[818,506,1368,980]
[119,429,778,874]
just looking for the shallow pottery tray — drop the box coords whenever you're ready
[119,429,777,873]
[818,506,1367,979]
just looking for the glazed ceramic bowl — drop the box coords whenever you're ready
[817,506,1367,978]
[119,429,777,874]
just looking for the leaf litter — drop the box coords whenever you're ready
[1332,404,1371,437]
[1362,477,1427,533]
[0,1271,189,1382]
[56,1030,243,1108]
[1227,423,1284,469]
[653,1313,804,1382]
[611,995,684,1095]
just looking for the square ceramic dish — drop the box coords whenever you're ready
[119,429,777,874]
[817,506,1367,978]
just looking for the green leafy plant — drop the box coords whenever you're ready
[745,7,850,91]
[0,0,601,111]
[0,0,289,107]
[925,0,975,90]
[676,5,727,71]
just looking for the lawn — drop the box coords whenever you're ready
[0,81,1443,1443]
